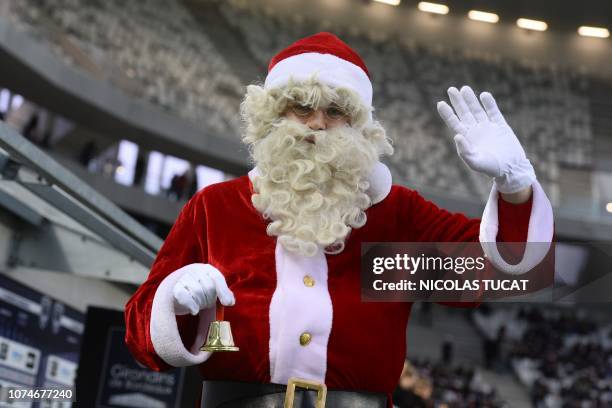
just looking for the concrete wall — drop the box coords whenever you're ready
[0,267,131,312]
[0,211,132,312]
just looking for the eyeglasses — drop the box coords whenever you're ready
[287,103,350,121]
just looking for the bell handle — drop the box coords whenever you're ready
[216,301,225,321]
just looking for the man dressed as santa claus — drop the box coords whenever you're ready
[125,33,553,406]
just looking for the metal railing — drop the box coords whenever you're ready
[0,120,162,268]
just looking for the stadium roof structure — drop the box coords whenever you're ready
[384,0,612,30]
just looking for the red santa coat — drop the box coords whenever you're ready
[124,164,553,396]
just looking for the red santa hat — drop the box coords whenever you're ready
[264,32,373,113]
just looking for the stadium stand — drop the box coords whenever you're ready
[4,0,597,201]
[6,0,244,139]
[395,358,504,407]
[473,306,612,407]
[219,0,594,200]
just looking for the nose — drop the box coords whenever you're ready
[306,109,327,130]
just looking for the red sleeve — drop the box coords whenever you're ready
[124,193,208,371]
[401,188,480,243]
[497,193,533,242]
[403,186,534,243]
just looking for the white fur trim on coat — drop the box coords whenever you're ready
[264,52,373,112]
[367,162,392,205]
[150,267,216,367]
[479,181,553,275]
[269,244,332,384]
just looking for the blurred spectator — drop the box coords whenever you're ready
[483,325,505,371]
[133,152,146,188]
[394,358,503,407]
[418,302,433,327]
[79,141,97,167]
[187,166,198,198]
[167,171,188,201]
[413,377,433,405]
[441,335,453,365]
[393,361,429,408]
[40,129,52,149]
[102,157,121,178]
[22,113,39,142]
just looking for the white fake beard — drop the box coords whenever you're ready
[251,119,380,257]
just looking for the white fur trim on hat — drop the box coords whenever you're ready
[264,52,373,110]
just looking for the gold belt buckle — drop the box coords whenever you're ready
[284,377,327,408]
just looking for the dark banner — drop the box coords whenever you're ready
[96,327,184,408]
[0,274,83,407]
[76,306,201,408]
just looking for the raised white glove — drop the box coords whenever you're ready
[437,85,536,194]
[172,264,235,316]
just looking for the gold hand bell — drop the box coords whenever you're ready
[201,303,239,352]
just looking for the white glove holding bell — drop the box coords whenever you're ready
[172,263,235,316]
[437,85,536,194]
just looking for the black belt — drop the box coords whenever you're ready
[201,378,388,408]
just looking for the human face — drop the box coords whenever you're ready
[283,102,350,137]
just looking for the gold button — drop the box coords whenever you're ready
[299,332,312,346]
[303,275,315,287]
